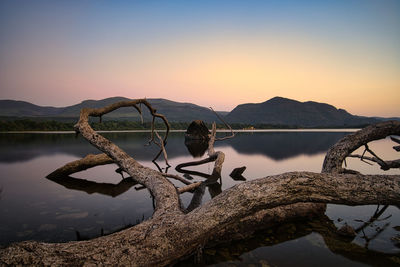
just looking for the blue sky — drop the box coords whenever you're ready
[0,0,399,116]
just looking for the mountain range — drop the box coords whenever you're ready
[0,96,396,127]
[0,97,219,123]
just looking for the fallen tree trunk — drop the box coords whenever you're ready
[1,101,400,266]
[1,172,399,266]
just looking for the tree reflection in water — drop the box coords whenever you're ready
[177,213,400,266]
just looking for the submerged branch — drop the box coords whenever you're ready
[46,153,114,179]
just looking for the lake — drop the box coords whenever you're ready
[0,130,399,266]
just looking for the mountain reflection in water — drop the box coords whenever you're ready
[0,131,348,163]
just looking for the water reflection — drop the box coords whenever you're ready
[0,132,187,163]
[220,132,348,160]
[185,139,208,158]
[0,131,348,163]
[178,215,400,267]
[176,139,224,212]
[46,175,138,198]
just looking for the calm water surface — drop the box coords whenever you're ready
[0,131,399,266]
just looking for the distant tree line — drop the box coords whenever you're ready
[0,119,193,131]
[0,118,370,132]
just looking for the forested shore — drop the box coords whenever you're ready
[0,118,370,132]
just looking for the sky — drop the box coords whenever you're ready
[0,0,399,117]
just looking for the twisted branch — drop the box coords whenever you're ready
[73,99,179,216]
[322,120,400,173]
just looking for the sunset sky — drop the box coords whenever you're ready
[0,0,399,117]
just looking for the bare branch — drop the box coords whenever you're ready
[178,182,203,194]
[322,120,400,173]
[73,99,179,216]
[162,173,192,185]
[153,130,170,166]
[364,144,389,169]
[209,107,235,141]
[348,154,400,170]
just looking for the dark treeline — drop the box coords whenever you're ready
[0,118,370,132]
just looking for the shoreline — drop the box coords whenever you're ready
[0,128,360,134]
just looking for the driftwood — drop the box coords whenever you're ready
[1,101,400,266]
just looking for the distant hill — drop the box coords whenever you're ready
[0,97,220,123]
[0,96,396,127]
[0,100,62,117]
[225,97,380,127]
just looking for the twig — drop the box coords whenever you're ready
[162,173,192,185]
[137,103,143,124]
[355,205,389,233]
[154,130,170,167]
[209,107,235,141]
[364,144,388,169]
[178,182,202,194]
[348,154,400,170]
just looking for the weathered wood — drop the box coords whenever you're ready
[178,181,203,193]
[322,120,400,173]
[73,99,180,217]
[162,173,192,185]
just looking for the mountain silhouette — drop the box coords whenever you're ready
[225,97,379,127]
